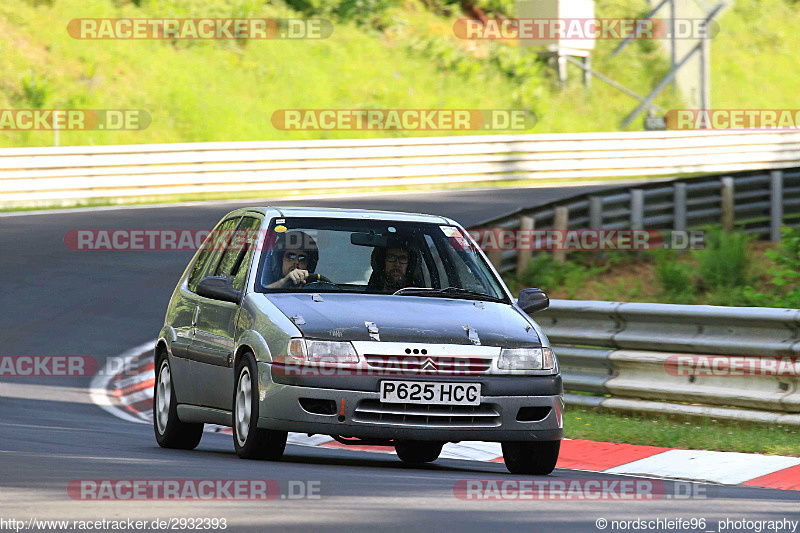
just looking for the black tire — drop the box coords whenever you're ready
[394,440,444,464]
[502,440,560,475]
[153,350,204,450]
[233,351,287,460]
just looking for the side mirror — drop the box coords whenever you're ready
[196,276,241,304]
[517,288,549,314]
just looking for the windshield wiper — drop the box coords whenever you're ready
[392,286,504,302]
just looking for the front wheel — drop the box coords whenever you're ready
[502,440,560,475]
[153,352,203,450]
[233,352,287,460]
[394,440,444,464]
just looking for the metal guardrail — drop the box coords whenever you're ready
[540,300,800,425]
[2,129,800,208]
[474,166,800,274]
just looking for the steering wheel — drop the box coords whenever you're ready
[302,274,338,289]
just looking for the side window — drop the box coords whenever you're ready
[222,217,262,291]
[187,216,240,293]
[187,247,214,293]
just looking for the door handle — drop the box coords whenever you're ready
[192,305,200,335]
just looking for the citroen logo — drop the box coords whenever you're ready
[421,358,437,371]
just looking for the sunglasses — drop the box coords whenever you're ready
[284,253,308,262]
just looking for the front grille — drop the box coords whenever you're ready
[353,400,501,428]
[364,354,492,375]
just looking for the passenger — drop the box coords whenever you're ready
[266,230,319,288]
[368,246,416,293]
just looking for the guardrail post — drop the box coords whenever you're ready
[673,182,687,232]
[770,170,784,242]
[630,189,644,229]
[590,196,603,229]
[553,207,569,264]
[516,216,535,276]
[589,196,605,264]
[583,56,592,89]
[557,54,568,88]
[720,177,734,232]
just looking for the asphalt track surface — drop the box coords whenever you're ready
[1,185,798,532]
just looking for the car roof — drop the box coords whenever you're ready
[235,206,457,225]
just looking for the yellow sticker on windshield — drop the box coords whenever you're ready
[274,225,287,233]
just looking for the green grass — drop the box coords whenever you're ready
[565,406,800,457]
[712,0,800,110]
[2,0,798,150]
[0,0,524,146]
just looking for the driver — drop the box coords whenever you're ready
[266,230,319,289]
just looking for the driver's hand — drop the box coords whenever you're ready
[284,269,309,286]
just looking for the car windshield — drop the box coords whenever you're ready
[255,217,508,302]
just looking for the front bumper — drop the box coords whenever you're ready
[257,362,564,442]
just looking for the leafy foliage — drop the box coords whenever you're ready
[694,227,751,290]
[405,36,545,108]
[653,250,695,301]
[20,71,50,108]
[284,0,403,27]
[744,226,800,308]
[508,225,800,308]
[516,254,607,299]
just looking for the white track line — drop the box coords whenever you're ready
[606,449,800,485]
[115,369,155,390]
[89,341,154,425]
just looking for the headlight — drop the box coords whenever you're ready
[498,347,554,370]
[286,338,359,365]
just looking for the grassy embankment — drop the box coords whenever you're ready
[1,0,798,208]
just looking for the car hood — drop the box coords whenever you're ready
[265,293,541,347]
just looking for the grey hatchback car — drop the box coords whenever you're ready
[154,207,563,474]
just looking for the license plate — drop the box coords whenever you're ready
[379,381,481,406]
